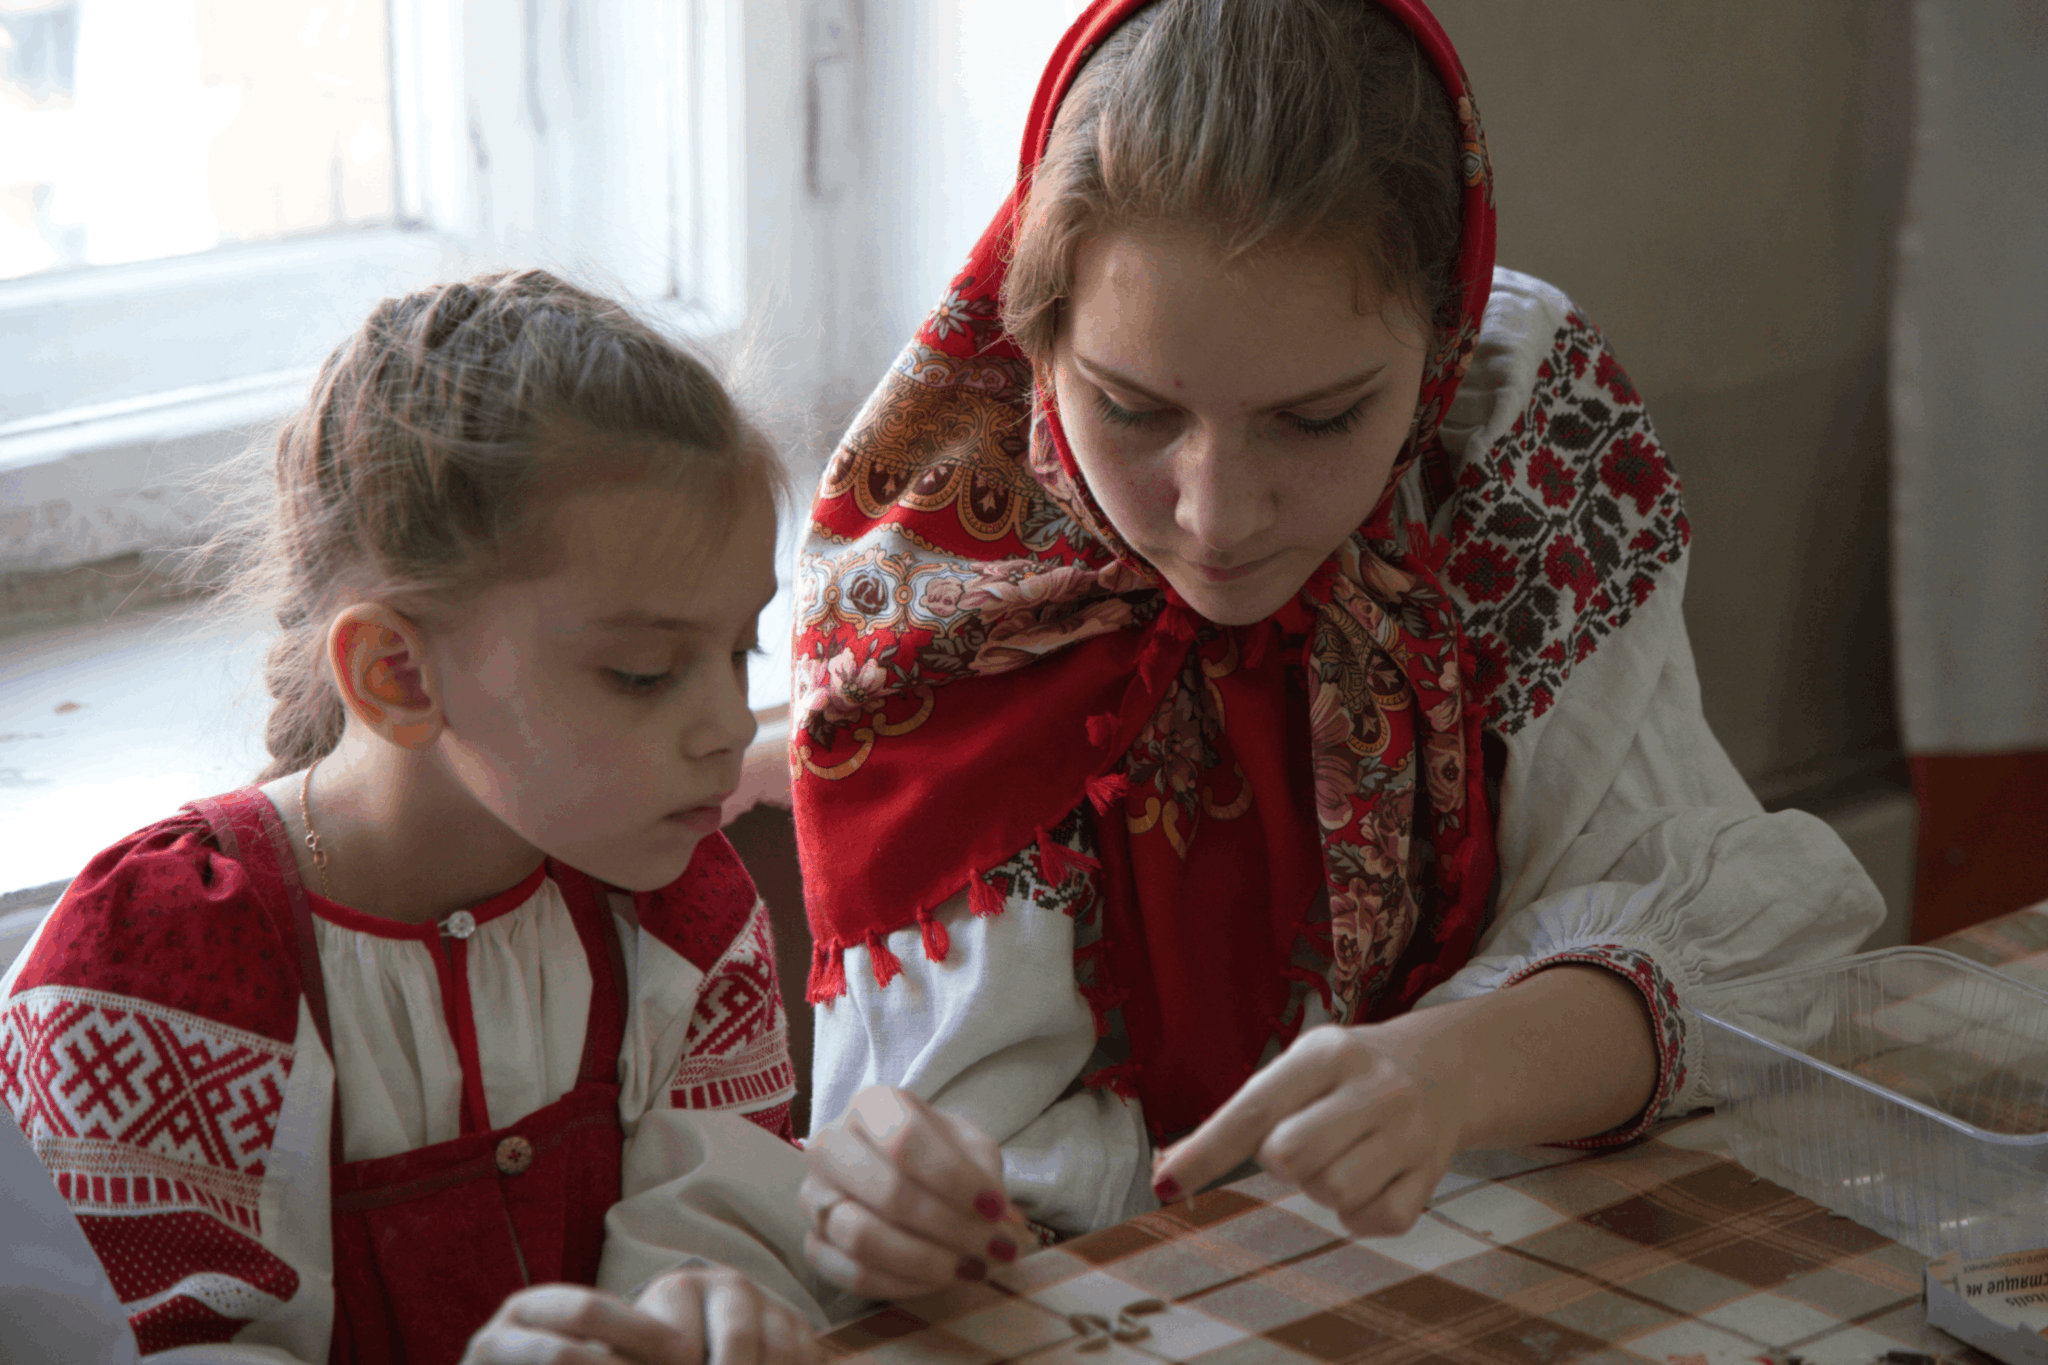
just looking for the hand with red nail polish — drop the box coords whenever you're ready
[1145,1022,1463,1241]
[800,1084,1024,1302]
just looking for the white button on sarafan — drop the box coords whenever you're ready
[494,1135,532,1176]
[443,909,477,940]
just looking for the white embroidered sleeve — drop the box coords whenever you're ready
[1415,267,1884,1139]
[1415,554,1885,1133]
[0,984,339,1362]
[602,899,858,1324]
[812,883,1156,1238]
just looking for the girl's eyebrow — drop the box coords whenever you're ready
[1074,354,1385,411]
[593,610,694,632]
[590,584,780,633]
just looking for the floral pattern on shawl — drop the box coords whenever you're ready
[795,280,1501,1045]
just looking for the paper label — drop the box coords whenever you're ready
[1944,1248,2048,1333]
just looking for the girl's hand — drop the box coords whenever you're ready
[633,1266,825,1365]
[800,1084,1031,1300]
[460,1283,691,1364]
[461,1272,822,1365]
[1149,1023,1464,1239]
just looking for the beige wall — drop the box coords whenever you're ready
[1430,0,1912,790]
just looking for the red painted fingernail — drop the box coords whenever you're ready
[987,1237,1018,1264]
[1153,1177,1183,1204]
[973,1191,1006,1222]
[956,1256,988,1282]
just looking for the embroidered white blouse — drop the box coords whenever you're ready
[2,824,859,1362]
[807,269,1886,1237]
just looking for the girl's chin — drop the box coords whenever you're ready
[1161,564,1302,627]
[569,831,707,894]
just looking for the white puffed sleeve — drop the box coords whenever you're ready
[598,1109,867,1326]
[1412,269,1885,1134]
[601,895,863,1325]
[810,844,1158,1236]
[1414,562,1884,1130]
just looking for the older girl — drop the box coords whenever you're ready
[1,271,852,1362]
[791,0,1881,1298]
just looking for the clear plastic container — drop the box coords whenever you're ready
[1695,947,2048,1257]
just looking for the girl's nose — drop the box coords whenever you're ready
[1173,426,1273,558]
[685,658,760,761]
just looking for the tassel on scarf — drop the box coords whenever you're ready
[1078,981,1129,1038]
[1136,638,1169,689]
[1085,770,1131,814]
[916,908,951,962]
[967,874,1006,918]
[1242,621,1274,669]
[1285,964,1337,1020]
[866,931,902,989]
[1037,829,1101,885]
[1086,711,1119,748]
[806,943,847,1005]
[1136,617,1197,688]
[1081,1060,1142,1101]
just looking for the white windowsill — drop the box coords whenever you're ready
[0,560,798,972]
[0,370,317,473]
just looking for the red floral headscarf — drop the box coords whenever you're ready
[794,0,1501,1140]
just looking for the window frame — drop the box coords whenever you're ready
[0,0,747,496]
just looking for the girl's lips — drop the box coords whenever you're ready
[666,805,724,833]
[1187,553,1274,583]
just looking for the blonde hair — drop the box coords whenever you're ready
[1001,0,1463,360]
[218,269,783,782]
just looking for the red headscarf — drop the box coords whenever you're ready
[794,0,1501,1140]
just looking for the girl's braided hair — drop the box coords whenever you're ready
[223,269,782,781]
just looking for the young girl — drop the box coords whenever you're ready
[0,270,856,1362]
[789,0,1884,1299]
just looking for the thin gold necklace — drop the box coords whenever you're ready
[297,762,479,939]
[298,762,333,897]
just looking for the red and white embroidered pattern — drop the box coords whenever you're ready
[83,1208,301,1354]
[2,986,290,1229]
[1445,313,1689,735]
[640,833,766,971]
[2,985,303,1353]
[668,903,797,1138]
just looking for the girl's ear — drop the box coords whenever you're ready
[324,604,444,750]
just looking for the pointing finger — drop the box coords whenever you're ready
[1151,1027,1350,1203]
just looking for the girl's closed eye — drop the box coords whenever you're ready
[1097,390,1373,438]
[1095,391,1170,430]
[1281,394,1372,438]
[606,668,675,696]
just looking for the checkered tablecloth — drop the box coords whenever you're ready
[820,908,2048,1365]
[1925,904,2048,995]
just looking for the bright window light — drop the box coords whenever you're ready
[0,0,396,281]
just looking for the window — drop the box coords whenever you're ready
[0,0,745,471]
[1,0,397,281]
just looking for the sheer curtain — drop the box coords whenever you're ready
[1891,0,2048,936]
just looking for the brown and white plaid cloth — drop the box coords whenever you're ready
[819,907,2048,1365]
